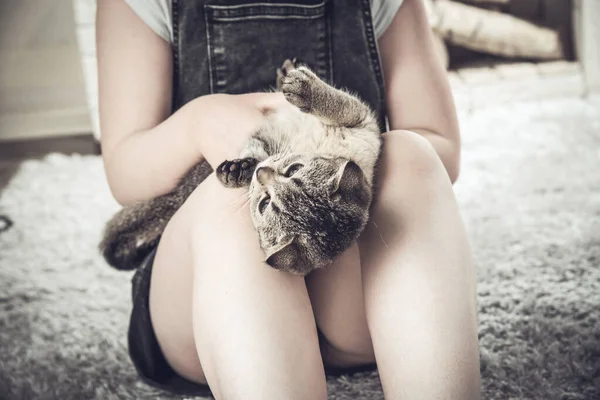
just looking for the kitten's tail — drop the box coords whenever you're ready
[99,161,213,270]
[99,200,166,270]
[0,215,13,233]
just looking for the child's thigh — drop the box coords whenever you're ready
[148,174,324,392]
[305,244,375,367]
[148,189,207,385]
[148,174,260,385]
[147,174,253,385]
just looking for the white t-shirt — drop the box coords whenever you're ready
[125,0,404,43]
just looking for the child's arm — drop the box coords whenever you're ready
[96,0,283,206]
[378,0,461,183]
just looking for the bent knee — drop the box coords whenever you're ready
[373,131,452,204]
[368,131,457,221]
[379,130,445,182]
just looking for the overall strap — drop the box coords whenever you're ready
[171,0,387,131]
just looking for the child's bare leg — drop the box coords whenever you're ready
[149,175,327,399]
[305,244,376,367]
[359,130,481,399]
[305,130,480,399]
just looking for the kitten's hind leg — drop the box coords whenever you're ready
[276,58,299,91]
[281,64,376,129]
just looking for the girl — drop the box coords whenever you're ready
[96,0,481,398]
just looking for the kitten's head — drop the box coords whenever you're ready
[248,154,372,276]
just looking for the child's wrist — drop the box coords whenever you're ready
[185,93,272,166]
[251,92,286,112]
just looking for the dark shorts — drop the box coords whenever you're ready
[128,248,213,397]
[128,248,378,397]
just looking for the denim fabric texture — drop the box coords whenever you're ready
[173,0,387,130]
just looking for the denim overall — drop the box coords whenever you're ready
[128,0,388,396]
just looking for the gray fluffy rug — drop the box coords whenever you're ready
[1,97,599,400]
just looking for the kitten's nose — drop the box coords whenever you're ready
[256,166,276,186]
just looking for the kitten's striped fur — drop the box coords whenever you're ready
[100,60,382,276]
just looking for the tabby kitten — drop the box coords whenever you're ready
[100,59,382,276]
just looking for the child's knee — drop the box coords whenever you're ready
[373,130,455,213]
[379,130,447,184]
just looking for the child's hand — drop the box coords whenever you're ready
[188,92,285,168]
[253,91,287,113]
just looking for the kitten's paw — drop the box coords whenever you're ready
[276,58,299,89]
[281,66,318,113]
[216,158,258,188]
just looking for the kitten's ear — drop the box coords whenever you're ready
[265,236,300,272]
[329,160,365,195]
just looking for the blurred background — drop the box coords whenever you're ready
[0,0,597,152]
[0,1,599,400]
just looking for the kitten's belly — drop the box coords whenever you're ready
[271,106,381,183]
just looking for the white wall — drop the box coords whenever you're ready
[574,0,600,94]
[73,0,100,140]
[0,0,92,141]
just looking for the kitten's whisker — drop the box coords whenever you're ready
[235,190,250,200]
[228,189,250,208]
[278,134,292,156]
[236,198,251,214]
[232,200,249,213]
[379,233,389,249]
[371,221,388,248]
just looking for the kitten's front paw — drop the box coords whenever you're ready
[281,67,318,113]
[216,158,258,188]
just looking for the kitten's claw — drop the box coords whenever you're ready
[276,58,299,90]
[216,158,258,188]
[281,66,318,113]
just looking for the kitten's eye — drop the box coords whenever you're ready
[258,196,271,214]
[284,163,303,178]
